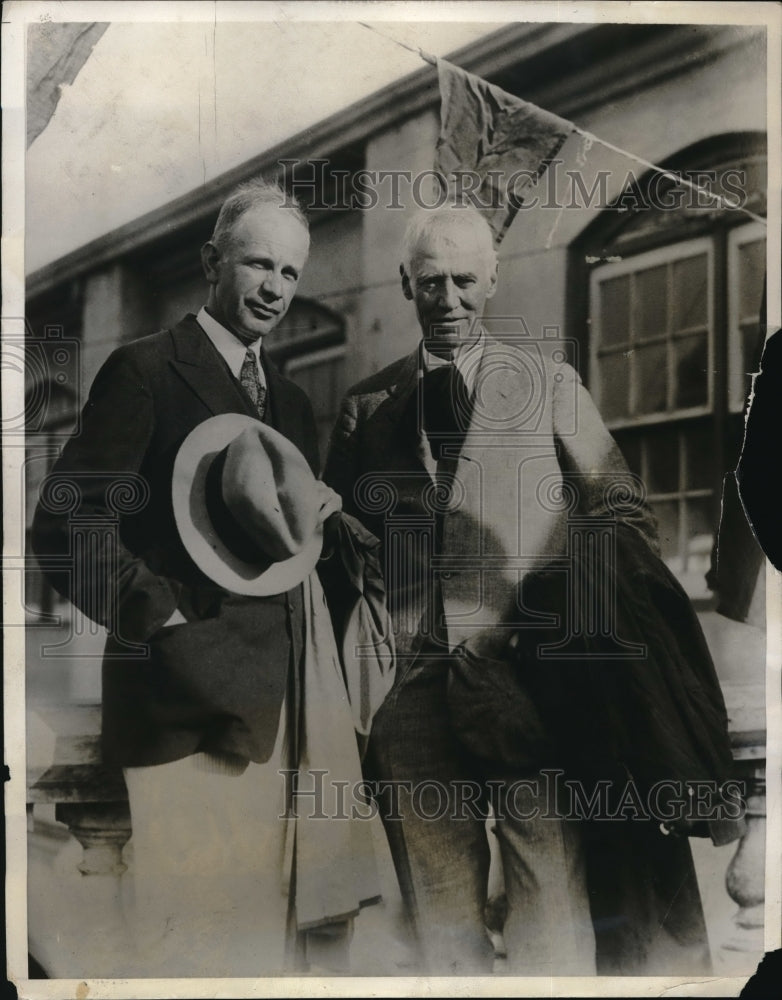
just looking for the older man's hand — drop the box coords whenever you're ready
[315,482,343,560]
[163,608,188,628]
[315,481,343,524]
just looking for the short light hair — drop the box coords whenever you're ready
[210,176,309,252]
[400,205,497,276]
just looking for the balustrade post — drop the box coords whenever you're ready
[720,761,766,968]
[55,802,132,876]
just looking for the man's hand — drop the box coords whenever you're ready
[659,818,702,838]
[315,481,342,525]
[315,482,343,560]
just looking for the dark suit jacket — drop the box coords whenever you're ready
[32,314,319,767]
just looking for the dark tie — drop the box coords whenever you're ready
[422,364,473,461]
[240,347,267,420]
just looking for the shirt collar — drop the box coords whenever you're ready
[421,328,486,395]
[196,306,265,383]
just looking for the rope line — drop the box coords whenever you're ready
[358,21,766,227]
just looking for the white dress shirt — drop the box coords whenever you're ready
[196,305,266,388]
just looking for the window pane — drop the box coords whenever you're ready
[645,426,680,494]
[634,265,667,341]
[680,496,715,598]
[599,275,630,347]
[593,241,715,430]
[652,499,679,562]
[673,334,709,408]
[728,235,766,413]
[672,254,708,331]
[286,353,347,464]
[686,496,716,552]
[635,343,667,415]
[734,322,764,413]
[614,431,642,477]
[739,239,765,318]
[598,353,630,420]
[742,321,766,377]
[684,422,715,491]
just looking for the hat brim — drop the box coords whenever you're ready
[172,413,323,596]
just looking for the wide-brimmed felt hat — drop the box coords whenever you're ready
[172,413,323,596]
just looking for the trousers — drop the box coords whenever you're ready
[366,653,596,975]
[122,695,356,976]
[122,702,294,977]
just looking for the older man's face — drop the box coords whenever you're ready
[203,204,309,344]
[402,229,498,359]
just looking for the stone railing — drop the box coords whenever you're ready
[27,694,767,978]
[719,682,766,972]
[27,704,132,979]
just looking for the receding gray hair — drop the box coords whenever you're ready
[400,205,497,275]
[210,176,309,252]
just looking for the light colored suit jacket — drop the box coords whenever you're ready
[324,335,658,667]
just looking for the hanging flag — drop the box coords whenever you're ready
[434,58,574,244]
[27,22,109,148]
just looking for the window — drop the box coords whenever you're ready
[264,297,347,466]
[24,383,79,621]
[580,137,766,600]
[284,345,347,462]
[728,222,767,413]
[591,239,714,425]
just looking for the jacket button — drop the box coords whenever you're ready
[442,571,452,580]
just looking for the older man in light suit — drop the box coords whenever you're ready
[325,206,659,974]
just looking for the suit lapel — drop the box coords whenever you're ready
[454,336,543,557]
[168,315,256,418]
[383,349,437,481]
[459,335,534,455]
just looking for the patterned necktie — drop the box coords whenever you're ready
[239,347,267,420]
[422,364,473,460]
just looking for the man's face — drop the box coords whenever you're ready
[203,204,310,343]
[402,229,498,359]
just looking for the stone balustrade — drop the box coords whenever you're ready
[26,693,767,979]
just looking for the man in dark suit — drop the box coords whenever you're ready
[324,206,660,975]
[31,178,351,976]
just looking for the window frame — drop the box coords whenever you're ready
[589,236,715,430]
[572,134,767,603]
[727,220,767,413]
[282,342,347,379]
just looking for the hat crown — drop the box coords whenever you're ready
[172,413,323,596]
[221,426,318,562]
